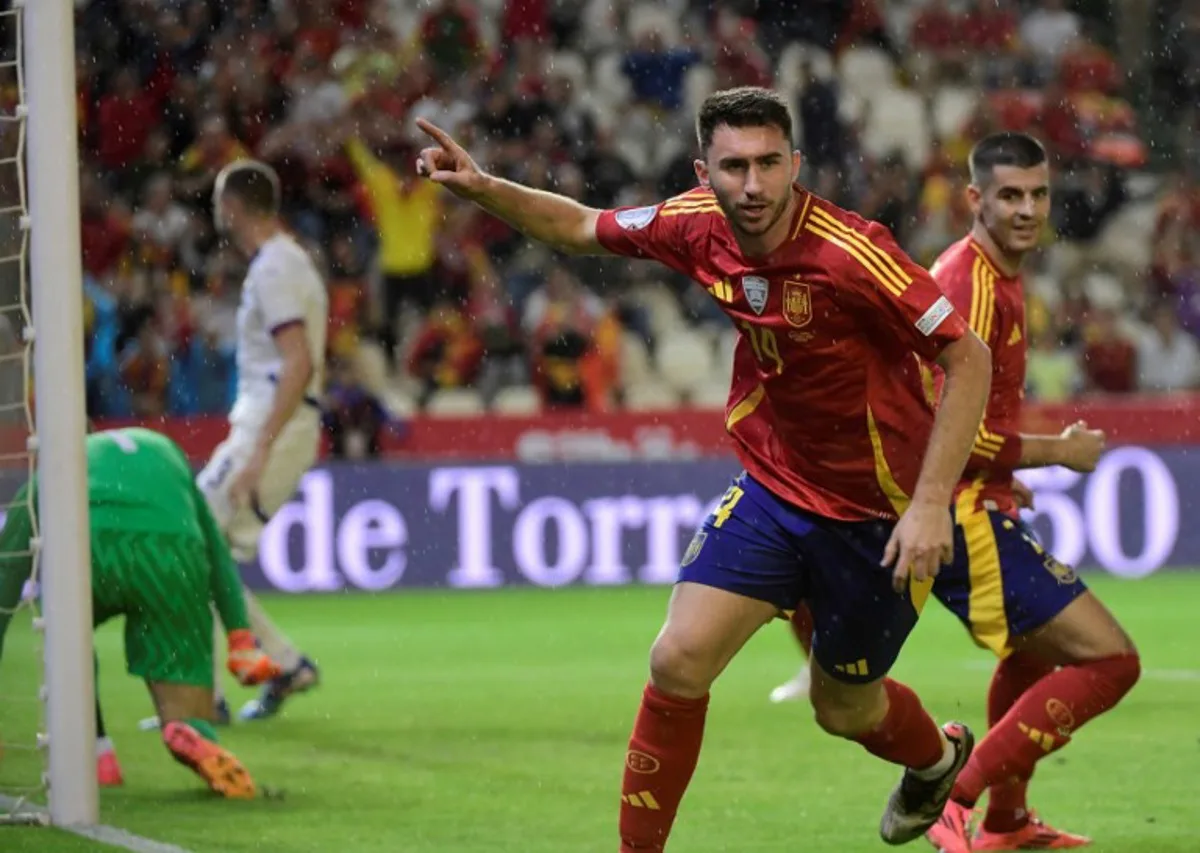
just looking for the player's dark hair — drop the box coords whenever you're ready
[218,160,281,216]
[969,133,1047,186]
[696,87,794,153]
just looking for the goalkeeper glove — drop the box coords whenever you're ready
[226,629,282,686]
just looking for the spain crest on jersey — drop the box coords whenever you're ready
[742,275,769,315]
[782,280,812,328]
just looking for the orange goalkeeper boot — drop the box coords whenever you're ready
[162,721,256,799]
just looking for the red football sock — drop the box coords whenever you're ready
[619,683,709,852]
[790,602,814,656]
[984,778,1030,833]
[854,679,946,769]
[953,653,1140,808]
[983,652,1054,833]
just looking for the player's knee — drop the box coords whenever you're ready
[648,633,718,699]
[810,690,885,738]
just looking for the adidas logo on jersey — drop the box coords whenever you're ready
[1009,325,1023,345]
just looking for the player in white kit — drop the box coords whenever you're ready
[199,160,328,722]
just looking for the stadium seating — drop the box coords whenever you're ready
[73,0,1187,424]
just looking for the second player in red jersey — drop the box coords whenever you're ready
[931,235,1105,516]
[919,133,1141,853]
[415,87,992,851]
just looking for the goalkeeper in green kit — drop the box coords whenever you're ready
[0,428,281,798]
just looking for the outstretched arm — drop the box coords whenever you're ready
[1016,422,1106,472]
[415,118,607,255]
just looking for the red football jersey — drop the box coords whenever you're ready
[596,186,968,521]
[930,235,1025,515]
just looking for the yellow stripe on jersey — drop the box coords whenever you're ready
[978,422,1005,447]
[969,256,997,344]
[973,423,1003,460]
[809,207,912,294]
[661,198,719,211]
[916,356,938,408]
[662,191,716,210]
[976,431,1003,452]
[661,203,724,218]
[909,571,933,616]
[955,478,1012,657]
[709,279,734,302]
[805,222,906,298]
[865,406,911,514]
[789,192,814,240]
[725,384,765,432]
[866,405,931,611]
[970,243,1001,278]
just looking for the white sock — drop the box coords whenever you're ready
[243,587,303,673]
[96,736,114,755]
[911,730,956,780]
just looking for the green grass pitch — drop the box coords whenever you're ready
[1,572,1197,852]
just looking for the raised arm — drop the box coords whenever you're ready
[415,119,607,256]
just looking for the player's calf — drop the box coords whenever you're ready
[948,593,1141,821]
[950,650,1140,812]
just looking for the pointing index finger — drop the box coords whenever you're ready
[415,117,460,153]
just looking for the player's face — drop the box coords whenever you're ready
[970,163,1051,257]
[695,124,800,239]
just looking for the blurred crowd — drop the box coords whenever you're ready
[24,0,1200,445]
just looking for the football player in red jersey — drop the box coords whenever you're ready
[416,87,993,850]
[919,134,1141,853]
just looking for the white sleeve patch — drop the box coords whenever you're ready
[915,295,954,336]
[615,205,658,231]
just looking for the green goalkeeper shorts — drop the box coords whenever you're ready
[91,526,214,688]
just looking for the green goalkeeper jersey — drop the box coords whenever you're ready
[0,427,249,660]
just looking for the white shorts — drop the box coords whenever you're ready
[198,413,320,562]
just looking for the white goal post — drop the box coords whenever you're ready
[24,0,97,826]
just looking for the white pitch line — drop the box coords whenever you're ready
[0,794,193,853]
